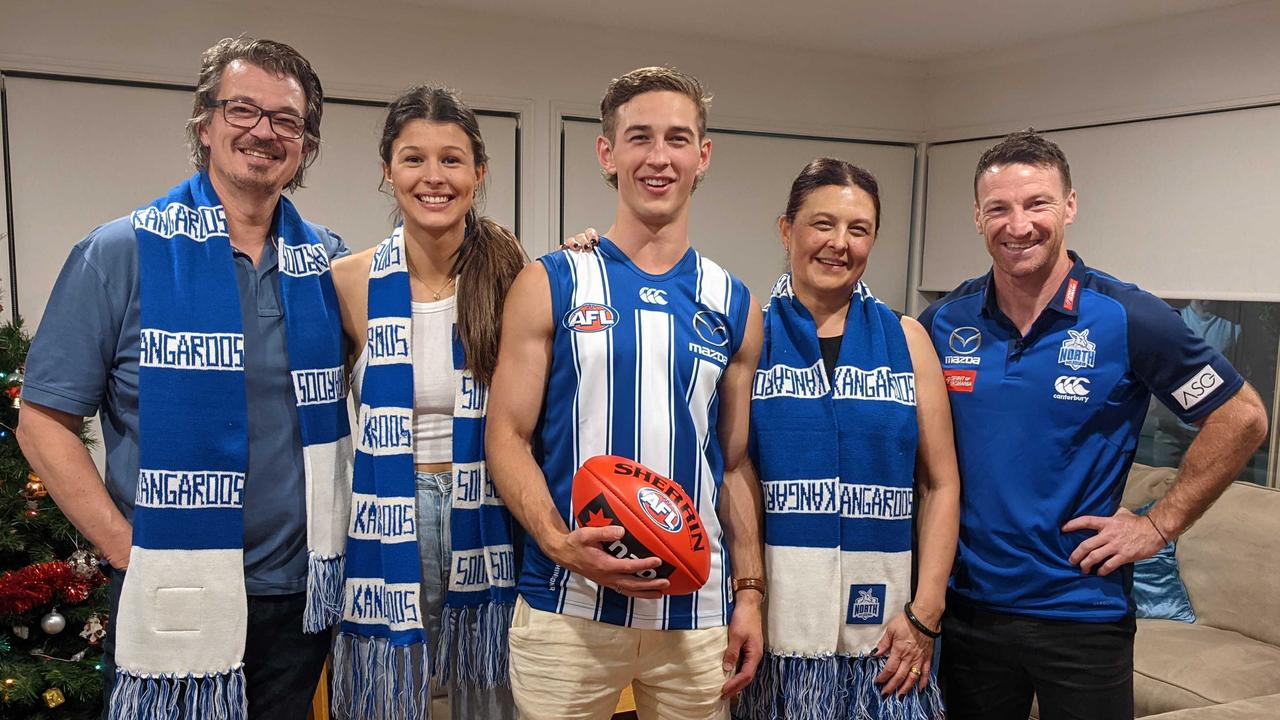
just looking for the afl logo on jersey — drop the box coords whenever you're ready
[563,303,618,333]
[636,486,684,533]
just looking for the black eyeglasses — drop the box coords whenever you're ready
[207,99,307,139]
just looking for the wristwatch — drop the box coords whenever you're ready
[731,577,767,598]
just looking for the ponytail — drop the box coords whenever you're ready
[452,209,528,385]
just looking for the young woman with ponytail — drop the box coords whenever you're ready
[330,85,525,720]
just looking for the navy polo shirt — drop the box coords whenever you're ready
[23,214,348,595]
[919,252,1242,621]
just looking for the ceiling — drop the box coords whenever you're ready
[397,0,1254,62]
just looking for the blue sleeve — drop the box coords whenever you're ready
[306,221,350,259]
[23,220,135,417]
[1124,289,1244,424]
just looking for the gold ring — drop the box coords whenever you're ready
[909,666,921,676]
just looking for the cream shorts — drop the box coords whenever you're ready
[507,595,730,720]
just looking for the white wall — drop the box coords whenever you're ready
[923,0,1280,140]
[1,0,927,259]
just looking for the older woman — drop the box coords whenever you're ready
[737,158,960,719]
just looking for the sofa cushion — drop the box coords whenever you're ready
[1134,542,1197,623]
[1140,692,1280,719]
[1133,501,1196,623]
[1135,619,1280,716]
[1123,464,1179,510]
[1176,481,1280,648]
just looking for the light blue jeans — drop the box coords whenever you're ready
[416,470,517,720]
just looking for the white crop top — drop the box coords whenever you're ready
[351,296,456,464]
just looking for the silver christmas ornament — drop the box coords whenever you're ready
[40,611,66,635]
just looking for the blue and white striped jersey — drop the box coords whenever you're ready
[519,237,752,629]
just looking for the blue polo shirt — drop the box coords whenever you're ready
[23,215,348,595]
[919,252,1242,621]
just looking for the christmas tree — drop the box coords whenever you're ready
[0,311,108,719]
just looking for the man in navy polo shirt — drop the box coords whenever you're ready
[919,130,1268,720]
[16,37,345,719]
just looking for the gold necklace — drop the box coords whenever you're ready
[406,257,455,300]
[417,274,455,301]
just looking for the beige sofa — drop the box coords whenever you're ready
[1123,464,1280,718]
[1030,464,1280,719]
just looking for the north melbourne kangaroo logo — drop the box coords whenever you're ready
[1058,329,1097,371]
[639,287,668,306]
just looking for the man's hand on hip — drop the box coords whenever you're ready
[1063,507,1166,575]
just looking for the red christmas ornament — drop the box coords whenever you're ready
[0,561,106,615]
[4,386,18,398]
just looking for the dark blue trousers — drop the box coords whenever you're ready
[940,600,1135,720]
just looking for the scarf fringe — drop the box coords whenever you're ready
[107,665,247,720]
[331,632,430,720]
[433,601,513,686]
[736,653,944,720]
[303,552,345,633]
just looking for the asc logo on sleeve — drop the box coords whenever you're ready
[1173,364,1225,410]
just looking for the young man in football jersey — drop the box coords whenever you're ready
[918,130,1268,720]
[487,67,765,719]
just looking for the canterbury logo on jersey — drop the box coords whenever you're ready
[563,303,618,333]
[638,287,668,305]
[1053,375,1090,402]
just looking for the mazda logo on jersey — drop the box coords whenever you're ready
[692,311,730,347]
[948,326,982,355]
[563,303,618,333]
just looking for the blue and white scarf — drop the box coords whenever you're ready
[738,275,943,720]
[332,227,517,720]
[111,172,352,720]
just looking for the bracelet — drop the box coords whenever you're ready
[1147,514,1171,545]
[903,601,941,639]
[732,577,767,597]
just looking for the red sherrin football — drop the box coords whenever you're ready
[571,455,711,596]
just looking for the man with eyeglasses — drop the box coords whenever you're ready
[18,36,348,720]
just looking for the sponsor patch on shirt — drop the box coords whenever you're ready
[1172,364,1225,410]
[943,369,976,393]
[1063,278,1079,311]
